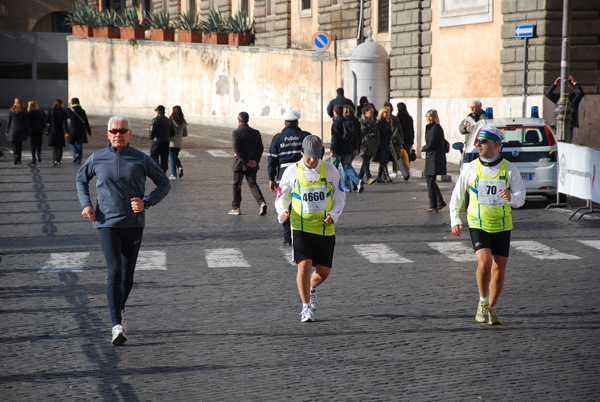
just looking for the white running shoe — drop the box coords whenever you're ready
[300,306,315,322]
[309,290,318,311]
[111,324,127,346]
[169,175,177,180]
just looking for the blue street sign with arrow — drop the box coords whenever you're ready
[515,24,535,38]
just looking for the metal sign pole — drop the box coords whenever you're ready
[522,37,528,117]
[320,60,324,141]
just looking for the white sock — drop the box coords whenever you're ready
[303,303,310,309]
[310,287,315,293]
[479,296,488,303]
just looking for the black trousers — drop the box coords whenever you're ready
[426,175,444,209]
[150,140,170,173]
[232,170,265,209]
[52,146,63,163]
[11,140,22,163]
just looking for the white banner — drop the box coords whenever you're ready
[557,142,593,200]
[591,147,600,204]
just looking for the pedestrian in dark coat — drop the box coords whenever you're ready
[149,105,175,173]
[5,97,29,165]
[396,102,415,153]
[229,112,267,216]
[375,107,393,183]
[27,100,46,164]
[358,104,379,184]
[421,109,447,212]
[66,97,92,164]
[326,88,356,118]
[46,99,68,165]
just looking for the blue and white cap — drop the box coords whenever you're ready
[477,125,504,143]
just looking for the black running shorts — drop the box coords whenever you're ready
[292,230,336,268]
[469,228,511,257]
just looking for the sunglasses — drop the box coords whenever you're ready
[108,128,130,135]
[476,138,490,145]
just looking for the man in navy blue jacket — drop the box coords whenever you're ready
[267,110,311,246]
[76,116,170,346]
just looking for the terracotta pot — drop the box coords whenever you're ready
[93,27,120,39]
[150,28,175,41]
[72,25,93,37]
[228,32,252,46]
[120,27,145,40]
[178,30,203,43]
[204,32,228,44]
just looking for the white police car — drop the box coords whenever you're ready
[453,116,559,199]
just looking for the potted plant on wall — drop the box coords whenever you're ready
[118,8,146,40]
[201,9,228,44]
[145,10,175,41]
[227,11,253,46]
[175,11,202,43]
[94,9,120,39]
[65,3,97,37]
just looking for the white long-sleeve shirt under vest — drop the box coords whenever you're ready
[449,157,526,229]
[275,158,346,225]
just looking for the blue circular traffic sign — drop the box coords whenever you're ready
[312,31,331,52]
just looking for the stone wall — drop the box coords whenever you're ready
[317,0,361,42]
[389,0,431,99]
[67,37,337,138]
[254,0,291,47]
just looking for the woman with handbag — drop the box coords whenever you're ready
[66,97,92,164]
[168,105,188,180]
[46,99,68,166]
[5,97,29,165]
[396,102,415,171]
[421,109,447,212]
[27,100,46,164]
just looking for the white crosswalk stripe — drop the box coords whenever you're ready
[206,149,231,157]
[279,246,296,266]
[353,243,413,264]
[511,240,580,260]
[38,252,90,272]
[178,150,196,158]
[136,250,167,270]
[428,242,476,262]
[578,240,600,250]
[34,239,599,273]
[205,248,251,268]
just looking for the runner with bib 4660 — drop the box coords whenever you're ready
[275,135,346,323]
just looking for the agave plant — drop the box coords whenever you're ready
[226,11,252,34]
[95,8,119,27]
[201,9,227,33]
[145,10,173,30]
[175,11,201,31]
[65,3,98,27]
[118,8,144,28]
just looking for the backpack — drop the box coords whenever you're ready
[342,120,355,142]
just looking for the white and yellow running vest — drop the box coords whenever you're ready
[290,161,334,236]
[467,159,513,233]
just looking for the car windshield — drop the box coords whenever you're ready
[474,126,548,147]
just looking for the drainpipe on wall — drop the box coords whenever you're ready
[357,0,364,43]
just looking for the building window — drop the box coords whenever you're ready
[267,0,275,16]
[240,0,249,15]
[378,0,389,33]
[0,62,33,80]
[37,63,68,80]
[300,0,311,17]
